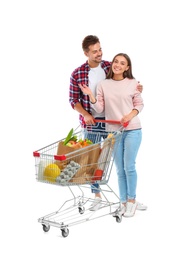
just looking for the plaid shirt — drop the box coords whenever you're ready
[69,60,111,126]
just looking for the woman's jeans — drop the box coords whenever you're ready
[113,129,142,203]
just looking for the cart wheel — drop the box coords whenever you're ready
[78,207,85,214]
[61,228,69,237]
[115,216,122,223]
[42,224,50,232]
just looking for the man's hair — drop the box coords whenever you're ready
[82,35,100,52]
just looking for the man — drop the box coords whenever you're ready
[69,35,146,211]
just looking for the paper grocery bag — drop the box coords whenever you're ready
[56,142,101,184]
[57,141,89,165]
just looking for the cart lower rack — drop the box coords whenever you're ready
[33,120,126,237]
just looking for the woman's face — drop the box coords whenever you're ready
[112,55,129,76]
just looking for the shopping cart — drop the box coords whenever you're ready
[33,120,127,237]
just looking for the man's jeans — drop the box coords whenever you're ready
[85,117,106,194]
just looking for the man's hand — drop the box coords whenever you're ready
[137,82,143,93]
[83,114,95,125]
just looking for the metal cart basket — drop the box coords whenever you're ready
[33,120,126,237]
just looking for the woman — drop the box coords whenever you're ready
[79,53,146,217]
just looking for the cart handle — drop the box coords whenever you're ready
[94,119,129,127]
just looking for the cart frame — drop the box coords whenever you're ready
[33,120,126,237]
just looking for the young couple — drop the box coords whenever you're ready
[69,35,147,217]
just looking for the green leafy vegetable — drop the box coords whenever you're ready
[63,128,74,145]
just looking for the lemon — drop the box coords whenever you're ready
[44,163,60,183]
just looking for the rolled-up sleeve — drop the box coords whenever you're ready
[69,74,80,109]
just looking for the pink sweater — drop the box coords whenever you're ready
[91,78,144,131]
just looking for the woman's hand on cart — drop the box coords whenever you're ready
[120,110,139,125]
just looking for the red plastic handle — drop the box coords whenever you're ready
[94,119,129,127]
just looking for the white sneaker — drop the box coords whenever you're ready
[123,202,137,217]
[136,201,147,210]
[89,197,102,211]
[119,205,126,215]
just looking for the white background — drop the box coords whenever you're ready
[1,0,180,259]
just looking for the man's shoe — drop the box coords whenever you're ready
[89,197,102,211]
[136,202,147,210]
[123,202,137,217]
[119,205,126,215]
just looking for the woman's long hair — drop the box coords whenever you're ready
[106,53,134,79]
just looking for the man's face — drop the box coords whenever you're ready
[85,42,103,67]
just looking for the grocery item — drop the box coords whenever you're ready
[63,128,93,148]
[44,163,61,183]
[56,161,80,184]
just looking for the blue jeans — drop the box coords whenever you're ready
[85,117,106,194]
[113,129,142,203]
